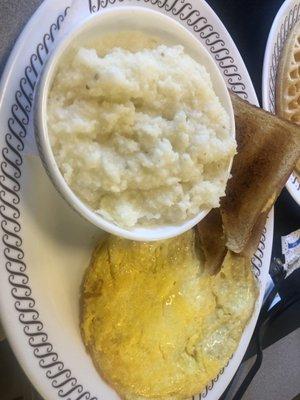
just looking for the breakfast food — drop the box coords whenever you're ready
[197,207,269,274]
[276,20,300,173]
[48,32,235,228]
[196,208,226,274]
[78,55,300,398]
[221,93,300,254]
[81,230,257,400]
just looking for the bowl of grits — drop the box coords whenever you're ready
[35,6,236,241]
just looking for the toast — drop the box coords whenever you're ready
[221,93,300,253]
[196,207,268,274]
[196,209,226,274]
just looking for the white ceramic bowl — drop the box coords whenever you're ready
[35,6,235,241]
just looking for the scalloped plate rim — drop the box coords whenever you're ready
[0,1,273,400]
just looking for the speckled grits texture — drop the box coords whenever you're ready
[48,32,235,228]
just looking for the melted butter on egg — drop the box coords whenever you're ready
[81,230,257,400]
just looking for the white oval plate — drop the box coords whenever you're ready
[263,0,300,206]
[0,1,273,400]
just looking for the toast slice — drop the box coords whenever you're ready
[221,93,300,253]
[196,209,226,275]
[196,207,268,274]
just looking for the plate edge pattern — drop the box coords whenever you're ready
[267,2,300,192]
[0,1,265,399]
[0,7,98,400]
[90,0,249,98]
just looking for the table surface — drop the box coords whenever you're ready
[0,1,299,400]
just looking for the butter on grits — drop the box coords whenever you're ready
[81,230,257,400]
[47,32,235,228]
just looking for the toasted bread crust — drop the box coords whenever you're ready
[221,93,300,253]
[196,209,226,275]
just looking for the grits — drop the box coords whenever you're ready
[48,32,235,228]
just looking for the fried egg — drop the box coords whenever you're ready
[81,230,257,400]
